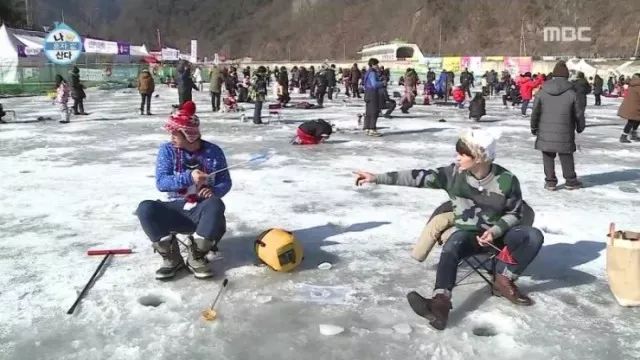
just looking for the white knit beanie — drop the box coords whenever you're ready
[460,128,500,162]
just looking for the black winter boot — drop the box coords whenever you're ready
[620,134,631,143]
[630,131,640,141]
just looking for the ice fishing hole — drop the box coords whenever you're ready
[472,325,498,337]
[138,295,165,307]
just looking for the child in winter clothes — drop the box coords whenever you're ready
[354,129,543,331]
[292,119,333,145]
[54,74,70,123]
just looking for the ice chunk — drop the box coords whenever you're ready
[317,262,332,270]
[319,324,344,336]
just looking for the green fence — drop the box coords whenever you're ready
[0,63,178,97]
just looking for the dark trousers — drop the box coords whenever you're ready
[623,120,640,134]
[140,93,151,113]
[434,226,544,291]
[364,89,380,130]
[542,151,577,185]
[521,99,530,115]
[344,83,351,97]
[594,93,601,106]
[327,86,334,100]
[211,91,221,111]
[136,197,226,242]
[178,91,192,107]
[253,100,263,124]
[72,98,84,114]
[502,94,509,106]
[316,87,326,107]
[383,99,396,117]
[351,83,360,98]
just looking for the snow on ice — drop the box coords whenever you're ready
[0,84,639,360]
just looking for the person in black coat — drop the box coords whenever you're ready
[350,63,361,98]
[277,66,290,105]
[426,68,436,84]
[315,65,329,107]
[572,71,591,113]
[309,66,316,98]
[378,84,396,119]
[593,74,603,105]
[176,61,199,106]
[327,64,337,100]
[460,68,472,97]
[468,92,486,121]
[530,61,585,191]
[70,66,87,115]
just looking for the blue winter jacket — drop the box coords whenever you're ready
[155,141,232,200]
[363,69,383,91]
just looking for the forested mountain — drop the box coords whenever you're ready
[15,0,640,59]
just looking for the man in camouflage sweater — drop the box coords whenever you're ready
[354,129,544,330]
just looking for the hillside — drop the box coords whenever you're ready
[28,0,640,60]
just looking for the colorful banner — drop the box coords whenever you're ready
[461,56,482,73]
[518,57,533,73]
[442,57,461,73]
[503,57,533,75]
[485,56,504,61]
[83,38,119,54]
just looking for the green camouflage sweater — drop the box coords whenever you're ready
[375,163,523,238]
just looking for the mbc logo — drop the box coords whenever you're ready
[543,27,591,42]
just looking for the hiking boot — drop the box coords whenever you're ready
[140,109,144,115]
[146,111,153,116]
[187,236,214,279]
[369,130,382,137]
[544,182,557,191]
[492,274,533,306]
[152,235,185,280]
[565,180,583,190]
[620,134,631,143]
[631,131,640,141]
[407,291,452,330]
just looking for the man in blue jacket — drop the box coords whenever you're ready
[363,58,384,136]
[136,101,232,280]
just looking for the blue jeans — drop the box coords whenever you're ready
[434,226,544,291]
[136,197,226,242]
[521,99,530,115]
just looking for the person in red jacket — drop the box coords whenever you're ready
[519,72,544,117]
[452,85,465,108]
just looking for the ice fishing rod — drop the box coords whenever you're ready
[207,151,273,178]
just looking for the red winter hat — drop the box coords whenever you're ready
[164,101,200,142]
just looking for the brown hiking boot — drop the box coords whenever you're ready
[493,274,533,306]
[407,291,452,330]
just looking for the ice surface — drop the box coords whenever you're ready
[0,85,639,360]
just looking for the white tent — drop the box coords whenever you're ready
[0,24,21,83]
